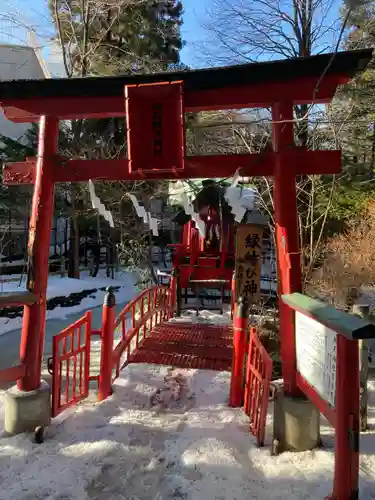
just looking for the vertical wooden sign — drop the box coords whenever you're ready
[235,224,263,303]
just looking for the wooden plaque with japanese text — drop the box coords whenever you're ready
[235,224,263,303]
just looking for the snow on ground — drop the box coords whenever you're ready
[1,364,375,499]
[171,307,232,326]
[0,270,138,336]
[1,304,375,498]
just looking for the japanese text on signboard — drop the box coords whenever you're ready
[295,312,337,407]
[235,224,263,303]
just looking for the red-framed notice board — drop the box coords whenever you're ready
[283,292,375,500]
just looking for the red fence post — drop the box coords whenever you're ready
[244,327,273,447]
[332,336,360,500]
[231,270,235,319]
[18,116,59,392]
[175,267,182,317]
[229,297,249,407]
[98,287,116,401]
[169,267,178,315]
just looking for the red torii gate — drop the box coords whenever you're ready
[0,48,372,398]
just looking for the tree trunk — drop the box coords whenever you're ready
[68,186,80,279]
[352,303,369,432]
[371,119,375,176]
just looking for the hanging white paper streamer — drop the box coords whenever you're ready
[128,194,159,236]
[88,180,114,228]
[224,185,245,222]
[180,190,206,238]
[224,186,241,205]
[233,205,247,222]
[128,194,148,223]
[224,174,257,223]
[148,212,159,237]
[230,168,241,188]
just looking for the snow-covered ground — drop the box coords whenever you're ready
[1,296,375,499]
[0,270,138,336]
[1,364,375,499]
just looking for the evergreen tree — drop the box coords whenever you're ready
[0,125,37,162]
[48,0,184,278]
[324,0,375,220]
[0,126,38,214]
[338,0,375,177]
[49,0,183,77]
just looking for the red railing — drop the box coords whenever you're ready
[0,363,26,385]
[112,286,173,381]
[244,327,273,447]
[48,311,92,417]
[0,291,37,386]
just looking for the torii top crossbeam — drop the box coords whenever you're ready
[0,49,372,185]
[0,49,371,117]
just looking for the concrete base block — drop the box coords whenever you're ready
[4,379,51,436]
[273,390,320,453]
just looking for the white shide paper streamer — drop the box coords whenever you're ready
[88,180,114,228]
[224,171,257,223]
[180,189,206,238]
[128,194,159,236]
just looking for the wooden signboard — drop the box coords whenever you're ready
[295,311,337,407]
[281,292,375,500]
[235,224,263,303]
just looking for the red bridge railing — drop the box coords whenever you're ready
[0,363,26,386]
[0,291,38,387]
[244,327,273,447]
[48,311,92,417]
[111,286,173,382]
[230,301,273,447]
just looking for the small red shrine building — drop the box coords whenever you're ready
[169,179,274,302]
[169,180,237,311]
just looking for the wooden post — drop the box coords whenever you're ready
[98,287,116,401]
[176,267,181,317]
[332,335,360,500]
[169,267,178,316]
[272,102,301,396]
[231,270,235,320]
[229,296,249,407]
[8,208,12,262]
[18,116,59,392]
[60,255,66,278]
[352,303,370,432]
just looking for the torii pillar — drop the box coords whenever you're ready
[272,101,301,396]
[272,102,321,452]
[3,116,58,436]
[19,116,59,392]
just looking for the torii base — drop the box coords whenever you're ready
[272,388,320,454]
[4,379,51,436]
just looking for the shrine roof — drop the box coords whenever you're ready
[0,48,372,100]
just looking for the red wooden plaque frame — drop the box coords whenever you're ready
[125,81,185,174]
